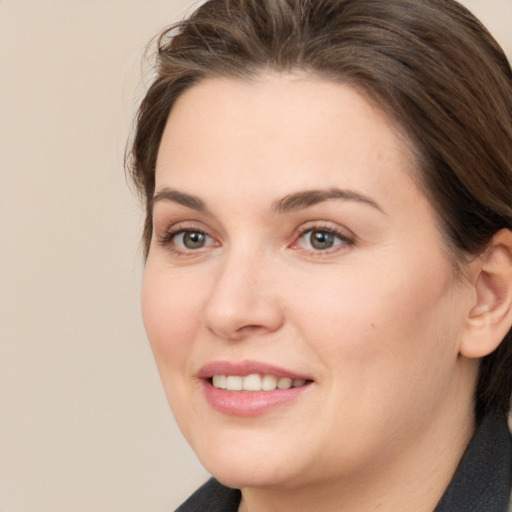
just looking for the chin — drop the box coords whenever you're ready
[191,433,306,490]
[208,462,300,491]
[210,467,281,490]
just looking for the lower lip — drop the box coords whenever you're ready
[202,380,311,417]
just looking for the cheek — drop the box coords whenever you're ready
[140,266,212,439]
[288,260,462,392]
[289,269,465,456]
[141,266,203,378]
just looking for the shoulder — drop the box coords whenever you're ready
[434,412,511,512]
[174,478,241,512]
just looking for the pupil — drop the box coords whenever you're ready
[184,232,205,249]
[311,231,334,250]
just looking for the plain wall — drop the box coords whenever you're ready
[1,1,511,511]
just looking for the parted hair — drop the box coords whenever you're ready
[127,0,512,421]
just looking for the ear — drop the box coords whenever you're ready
[459,229,512,359]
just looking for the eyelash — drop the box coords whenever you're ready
[156,224,355,256]
[157,227,215,255]
[293,225,355,253]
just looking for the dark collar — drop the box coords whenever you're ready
[434,413,512,512]
[175,478,240,512]
[175,413,512,512]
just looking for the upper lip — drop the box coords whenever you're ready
[197,360,312,381]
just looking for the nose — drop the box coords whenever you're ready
[202,252,284,340]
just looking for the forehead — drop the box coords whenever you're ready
[155,73,419,207]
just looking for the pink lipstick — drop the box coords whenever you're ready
[198,360,313,416]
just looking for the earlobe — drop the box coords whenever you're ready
[460,229,512,359]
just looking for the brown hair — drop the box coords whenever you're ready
[127,0,512,421]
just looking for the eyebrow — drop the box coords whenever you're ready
[272,188,385,214]
[151,186,385,215]
[151,187,207,212]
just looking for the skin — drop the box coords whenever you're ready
[142,74,482,512]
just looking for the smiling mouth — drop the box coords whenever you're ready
[201,363,313,415]
[210,374,310,391]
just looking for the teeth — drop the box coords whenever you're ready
[226,375,243,391]
[243,374,262,391]
[277,377,292,389]
[211,374,308,391]
[212,375,227,389]
[262,374,277,391]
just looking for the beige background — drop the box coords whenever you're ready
[1,1,511,511]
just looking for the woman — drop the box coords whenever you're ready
[127,0,512,510]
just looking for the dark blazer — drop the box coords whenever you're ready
[175,413,512,512]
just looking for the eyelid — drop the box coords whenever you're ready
[158,228,210,245]
[156,221,220,254]
[290,222,355,253]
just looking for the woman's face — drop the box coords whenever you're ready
[142,75,476,490]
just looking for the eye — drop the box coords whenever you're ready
[305,230,337,250]
[176,230,210,250]
[158,228,217,253]
[293,227,353,252]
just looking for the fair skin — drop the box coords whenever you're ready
[142,74,499,512]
